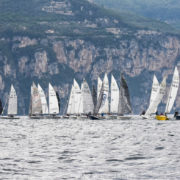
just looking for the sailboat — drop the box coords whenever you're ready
[157,67,179,120]
[1,85,19,119]
[78,79,94,119]
[90,73,132,120]
[48,83,60,118]
[117,74,132,119]
[88,76,103,119]
[66,79,81,119]
[29,82,42,119]
[91,80,105,119]
[144,77,167,120]
[142,75,160,119]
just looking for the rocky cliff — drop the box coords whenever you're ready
[0,0,180,114]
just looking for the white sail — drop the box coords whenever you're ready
[67,85,75,115]
[49,83,59,114]
[94,83,104,115]
[81,80,94,114]
[38,84,48,114]
[150,75,160,105]
[78,84,83,114]
[97,77,102,101]
[73,79,81,114]
[146,75,160,114]
[7,85,17,115]
[145,77,166,116]
[110,75,119,113]
[30,83,42,115]
[165,67,179,113]
[99,73,109,114]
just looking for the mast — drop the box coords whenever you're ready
[165,67,179,113]
[7,85,17,115]
[110,74,119,114]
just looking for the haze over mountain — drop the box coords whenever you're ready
[0,0,180,114]
[94,0,180,29]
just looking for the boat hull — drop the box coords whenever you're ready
[29,115,61,119]
[156,115,168,121]
[117,116,131,120]
[88,115,100,120]
[0,116,19,119]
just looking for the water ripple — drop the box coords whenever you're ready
[0,117,180,179]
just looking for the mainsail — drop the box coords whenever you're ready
[118,75,132,115]
[145,77,166,116]
[99,73,109,114]
[30,83,42,115]
[92,85,97,108]
[56,91,61,113]
[97,77,102,101]
[73,79,81,114]
[49,83,59,114]
[146,75,160,114]
[165,67,179,113]
[38,84,48,114]
[94,83,104,114]
[7,85,17,115]
[67,84,75,114]
[80,79,94,114]
[110,75,119,113]
[150,75,160,105]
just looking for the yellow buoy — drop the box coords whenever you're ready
[156,115,168,121]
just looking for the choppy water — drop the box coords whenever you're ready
[0,116,180,180]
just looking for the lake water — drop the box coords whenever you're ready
[0,116,180,179]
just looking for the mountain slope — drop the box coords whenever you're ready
[0,0,180,114]
[94,0,180,30]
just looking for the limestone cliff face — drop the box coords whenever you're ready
[1,32,180,114]
[34,51,48,76]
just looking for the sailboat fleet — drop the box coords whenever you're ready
[0,67,179,120]
[142,66,180,120]
[29,83,60,119]
[66,74,131,120]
